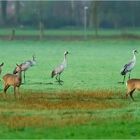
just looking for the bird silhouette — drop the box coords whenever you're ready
[0,62,4,75]
[51,51,69,84]
[120,49,138,84]
[13,55,36,83]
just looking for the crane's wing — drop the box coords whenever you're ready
[51,64,65,78]
[120,61,135,75]
[25,60,36,66]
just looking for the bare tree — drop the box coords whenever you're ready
[15,1,20,24]
[9,29,15,40]
[39,21,44,40]
[38,1,45,40]
[92,1,99,36]
[1,0,8,24]
[89,1,100,36]
[70,0,75,21]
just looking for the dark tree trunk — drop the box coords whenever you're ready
[39,21,44,40]
[15,1,20,24]
[9,29,15,40]
[1,1,7,24]
[38,1,44,40]
[93,1,99,37]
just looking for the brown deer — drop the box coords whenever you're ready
[126,79,140,101]
[3,64,22,99]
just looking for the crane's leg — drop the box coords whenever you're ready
[55,75,59,81]
[58,74,61,84]
[23,71,26,84]
[58,74,63,85]
[129,71,131,79]
[59,74,63,83]
[122,75,126,84]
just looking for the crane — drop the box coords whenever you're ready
[51,51,69,84]
[120,49,138,84]
[13,55,36,83]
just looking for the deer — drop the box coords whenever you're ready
[3,64,22,99]
[126,79,140,101]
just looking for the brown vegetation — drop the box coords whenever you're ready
[0,90,124,110]
[0,90,126,129]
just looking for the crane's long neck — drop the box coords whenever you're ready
[62,54,67,67]
[33,56,36,62]
[132,52,136,62]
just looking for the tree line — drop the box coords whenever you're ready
[0,1,140,30]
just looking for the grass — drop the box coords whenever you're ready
[0,28,122,36]
[0,91,139,138]
[0,91,136,139]
[0,38,140,92]
[0,35,140,138]
[1,28,140,36]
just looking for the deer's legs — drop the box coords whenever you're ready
[129,89,135,101]
[126,89,135,101]
[17,87,21,99]
[14,86,17,99]
[3,85,10,98]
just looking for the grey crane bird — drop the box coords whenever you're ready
[13,55,36,83]
[51,51,69,84]
[120,49,138,84]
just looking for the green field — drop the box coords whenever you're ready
[0,36,140,138]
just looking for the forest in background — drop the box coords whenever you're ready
[0,1,140,30]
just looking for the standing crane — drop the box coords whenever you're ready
[120,49,138,84]
[51,51,69,84]
[13,55,36,83]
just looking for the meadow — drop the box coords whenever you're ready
[0,33,140,138]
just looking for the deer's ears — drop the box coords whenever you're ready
[16,64,20,67]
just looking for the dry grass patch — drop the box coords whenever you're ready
[0,90,128,129]
[0,113,133,130]
[15,90,124,110]
[0,90,124,110]
[2,116,92,129]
